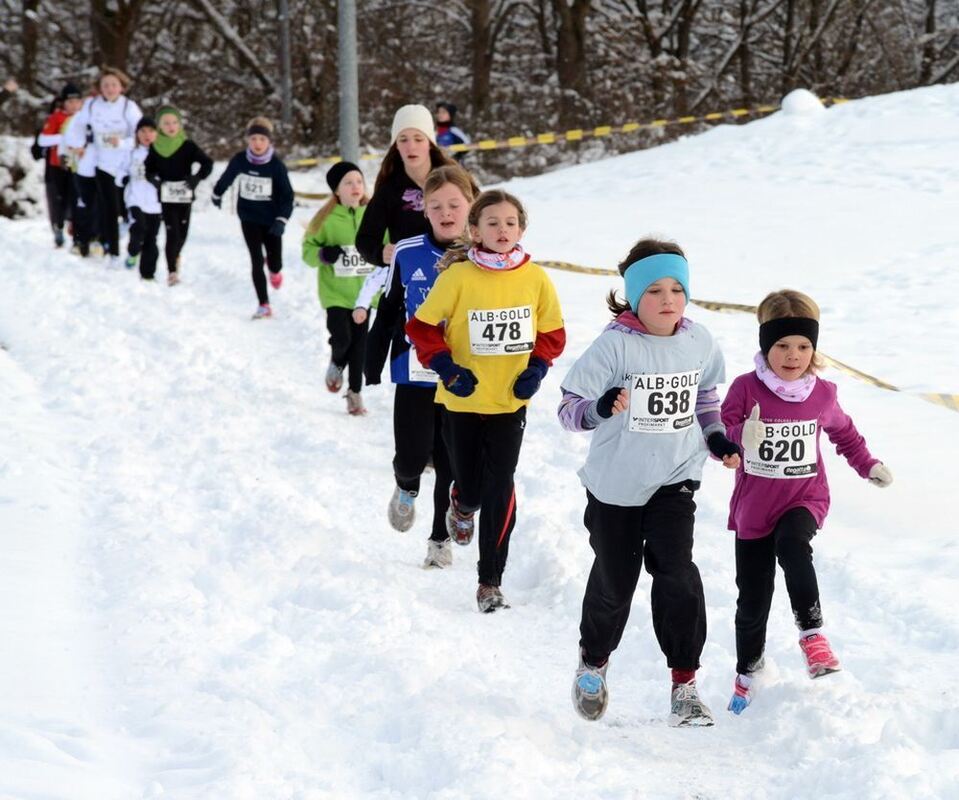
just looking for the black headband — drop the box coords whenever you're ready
[759,317,819,356]
[246,124,272,139]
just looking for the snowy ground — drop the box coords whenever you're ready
[2,85,958,799]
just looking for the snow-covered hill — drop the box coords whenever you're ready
[2,85,958,799]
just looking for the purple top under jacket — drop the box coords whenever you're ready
[721,371,878,539]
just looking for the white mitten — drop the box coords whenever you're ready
[741,403,764,451]
[868,462,893,487]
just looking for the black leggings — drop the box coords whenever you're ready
[734,507,821,675]
[74,174,98,250]
[128,207,162,279]
[44,166,72,231]
[579,483,706,670]
[325,306,368,393]
[95,168,122,256]
[240,220,282,305]
[442,408,526,586]
[392,383,453,542]
[162,202,192,272]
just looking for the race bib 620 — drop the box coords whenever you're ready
[744,420,818,479]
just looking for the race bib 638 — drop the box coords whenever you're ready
[627,370,700,433]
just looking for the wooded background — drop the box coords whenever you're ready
[2,1,956,178]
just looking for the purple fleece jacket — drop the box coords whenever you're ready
[722,371,879,539]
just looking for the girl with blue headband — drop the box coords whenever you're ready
[558,237,741,727]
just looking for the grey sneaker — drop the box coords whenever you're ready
[476,583,509,613]
[668,681,715,728]
[345,390,366,416]
[422,538,452,569]
[388,486,416,532]
[325,362,344,393]
[572,651,609,721]
[445,489,475,545]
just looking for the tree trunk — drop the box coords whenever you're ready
[20,0,39,93]
[738,0,753,106]
[470,0,493,121]
[918,0,938,85]
[551,0,592,126]
[90,0,145,70]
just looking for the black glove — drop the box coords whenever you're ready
[269,219,285,237]
[211,194,222,209]
[186,174,201,191]
[707,432,742,459]
[146,173,162,189]
[596,387,625,419]
[121,175,130,188]
[430,352,478,398]
[512,357,549,400]
[320,245,344,264]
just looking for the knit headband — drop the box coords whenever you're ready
[623,253,690,313]
[759,317,819,356]
[246,124,272,139]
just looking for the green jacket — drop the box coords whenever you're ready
[302,203,371,309]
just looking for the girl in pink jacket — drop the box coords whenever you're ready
[720,290,893,714]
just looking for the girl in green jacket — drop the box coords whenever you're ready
[302,161,374,416]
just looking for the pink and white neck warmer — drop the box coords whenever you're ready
[753,351,816,402]
[467,245,530,272]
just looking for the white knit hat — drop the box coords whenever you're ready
[390,104,436,144]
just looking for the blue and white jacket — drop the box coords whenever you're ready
[364,232,447,387]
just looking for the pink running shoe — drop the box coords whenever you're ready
[799,633,841,678]
[269,271,283,289]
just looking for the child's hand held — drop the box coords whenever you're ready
[431,352,478,398]
[596,387,627,419]
[741,403,764,451]
[512,357,549,400]
[868,462,893,488]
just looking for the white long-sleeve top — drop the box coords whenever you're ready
[115,145,160,214]
[354,265,389,310]
[63,95,142,177]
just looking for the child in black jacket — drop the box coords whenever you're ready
[211,116,294,319]
[145,105,213,285]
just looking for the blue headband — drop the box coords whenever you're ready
[623,253,690,313]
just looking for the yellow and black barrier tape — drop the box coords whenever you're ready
[289,97,848,169]
[539,259,958,413]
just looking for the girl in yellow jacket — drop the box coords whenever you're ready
[406,189,566,612]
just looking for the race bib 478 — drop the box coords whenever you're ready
[627,370,700,433]
[467,305,534,356]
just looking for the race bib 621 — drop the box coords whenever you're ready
[238,174,272,201]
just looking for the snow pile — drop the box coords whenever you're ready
[781,88,826,115]
[1,82,958,799]
[0,136,44,218]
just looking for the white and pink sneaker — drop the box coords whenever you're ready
[799,633,841,678]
